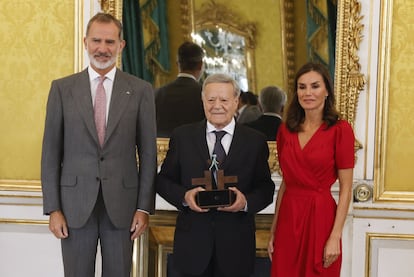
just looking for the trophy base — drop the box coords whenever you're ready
[196,189,236,209]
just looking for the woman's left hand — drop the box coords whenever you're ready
[323,236,341,268]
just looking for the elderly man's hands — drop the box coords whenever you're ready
[184,186,210,213]
[185,186,247,213]
[217,187,247,212]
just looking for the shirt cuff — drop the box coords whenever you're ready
[137,209,149,214]
[242,202,248,212]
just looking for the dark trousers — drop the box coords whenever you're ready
[172,253,250,277]
[61,190,133,277]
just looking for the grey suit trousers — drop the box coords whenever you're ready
[61,188,133,277]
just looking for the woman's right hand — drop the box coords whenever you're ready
[267,233,274,261]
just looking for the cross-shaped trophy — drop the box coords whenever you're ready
[191,155,238,208]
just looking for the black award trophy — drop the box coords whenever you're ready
[191,154,237,208]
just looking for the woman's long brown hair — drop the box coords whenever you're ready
[285,62,340,132]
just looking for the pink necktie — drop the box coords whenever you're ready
[94,76,106,146]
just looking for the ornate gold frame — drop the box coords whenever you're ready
[0,0,366,202]
[99,0,122,20]
[374,0,414,202]
[334,0,366,127]
[366,233,414,277]
[334,0,366,154]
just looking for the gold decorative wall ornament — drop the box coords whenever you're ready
[156,138,169,167]
[334,0,366,128]
[282,0,295,94]
[353,183,373,202]
[99,0,122,20]
[331,0,366,155]
[180,0,193,41]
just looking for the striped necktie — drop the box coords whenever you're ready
[213,130,227,167]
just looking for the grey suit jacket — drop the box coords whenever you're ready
[237,105,262,124]
[41,68,157,229]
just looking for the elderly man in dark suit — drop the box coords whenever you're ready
[155,41,206,137]
[156,73,275,277]
[41,13,157,277]
[246,86,286,140]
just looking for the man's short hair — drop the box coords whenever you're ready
[259,86,286,113]
[86,12,123,39]
[240,91,258,105]
[177,41,205,71]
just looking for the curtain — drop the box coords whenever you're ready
[306,0,337,79]
[122,0,170,83]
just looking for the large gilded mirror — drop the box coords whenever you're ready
[101,0,365,169]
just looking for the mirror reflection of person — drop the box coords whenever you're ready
[268,62,355,276]
[155,41,206,137]
[41,13,157,277]
[236,90,262,124]
[246,86,286,141]
[156,73,275,277]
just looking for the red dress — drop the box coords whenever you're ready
[271,120,354,277]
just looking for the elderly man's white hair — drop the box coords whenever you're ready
[202,73,241,98]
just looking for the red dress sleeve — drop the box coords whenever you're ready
[335,120,355,169]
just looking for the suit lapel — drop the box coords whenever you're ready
[222,124,243,170]
[193,121,211,168]
[71,70,100,145]
[105,70,131,144]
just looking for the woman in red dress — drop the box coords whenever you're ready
[268,62,355,276]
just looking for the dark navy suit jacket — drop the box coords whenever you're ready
[156,121,275,276]
[246,114,282,141]
[155,77,205,137]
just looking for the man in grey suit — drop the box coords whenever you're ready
[246,86,286,140]
[41,13,157,277]
[236,91,262,124]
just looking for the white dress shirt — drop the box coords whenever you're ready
[88,66,116,124]
[206,118,236,157]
